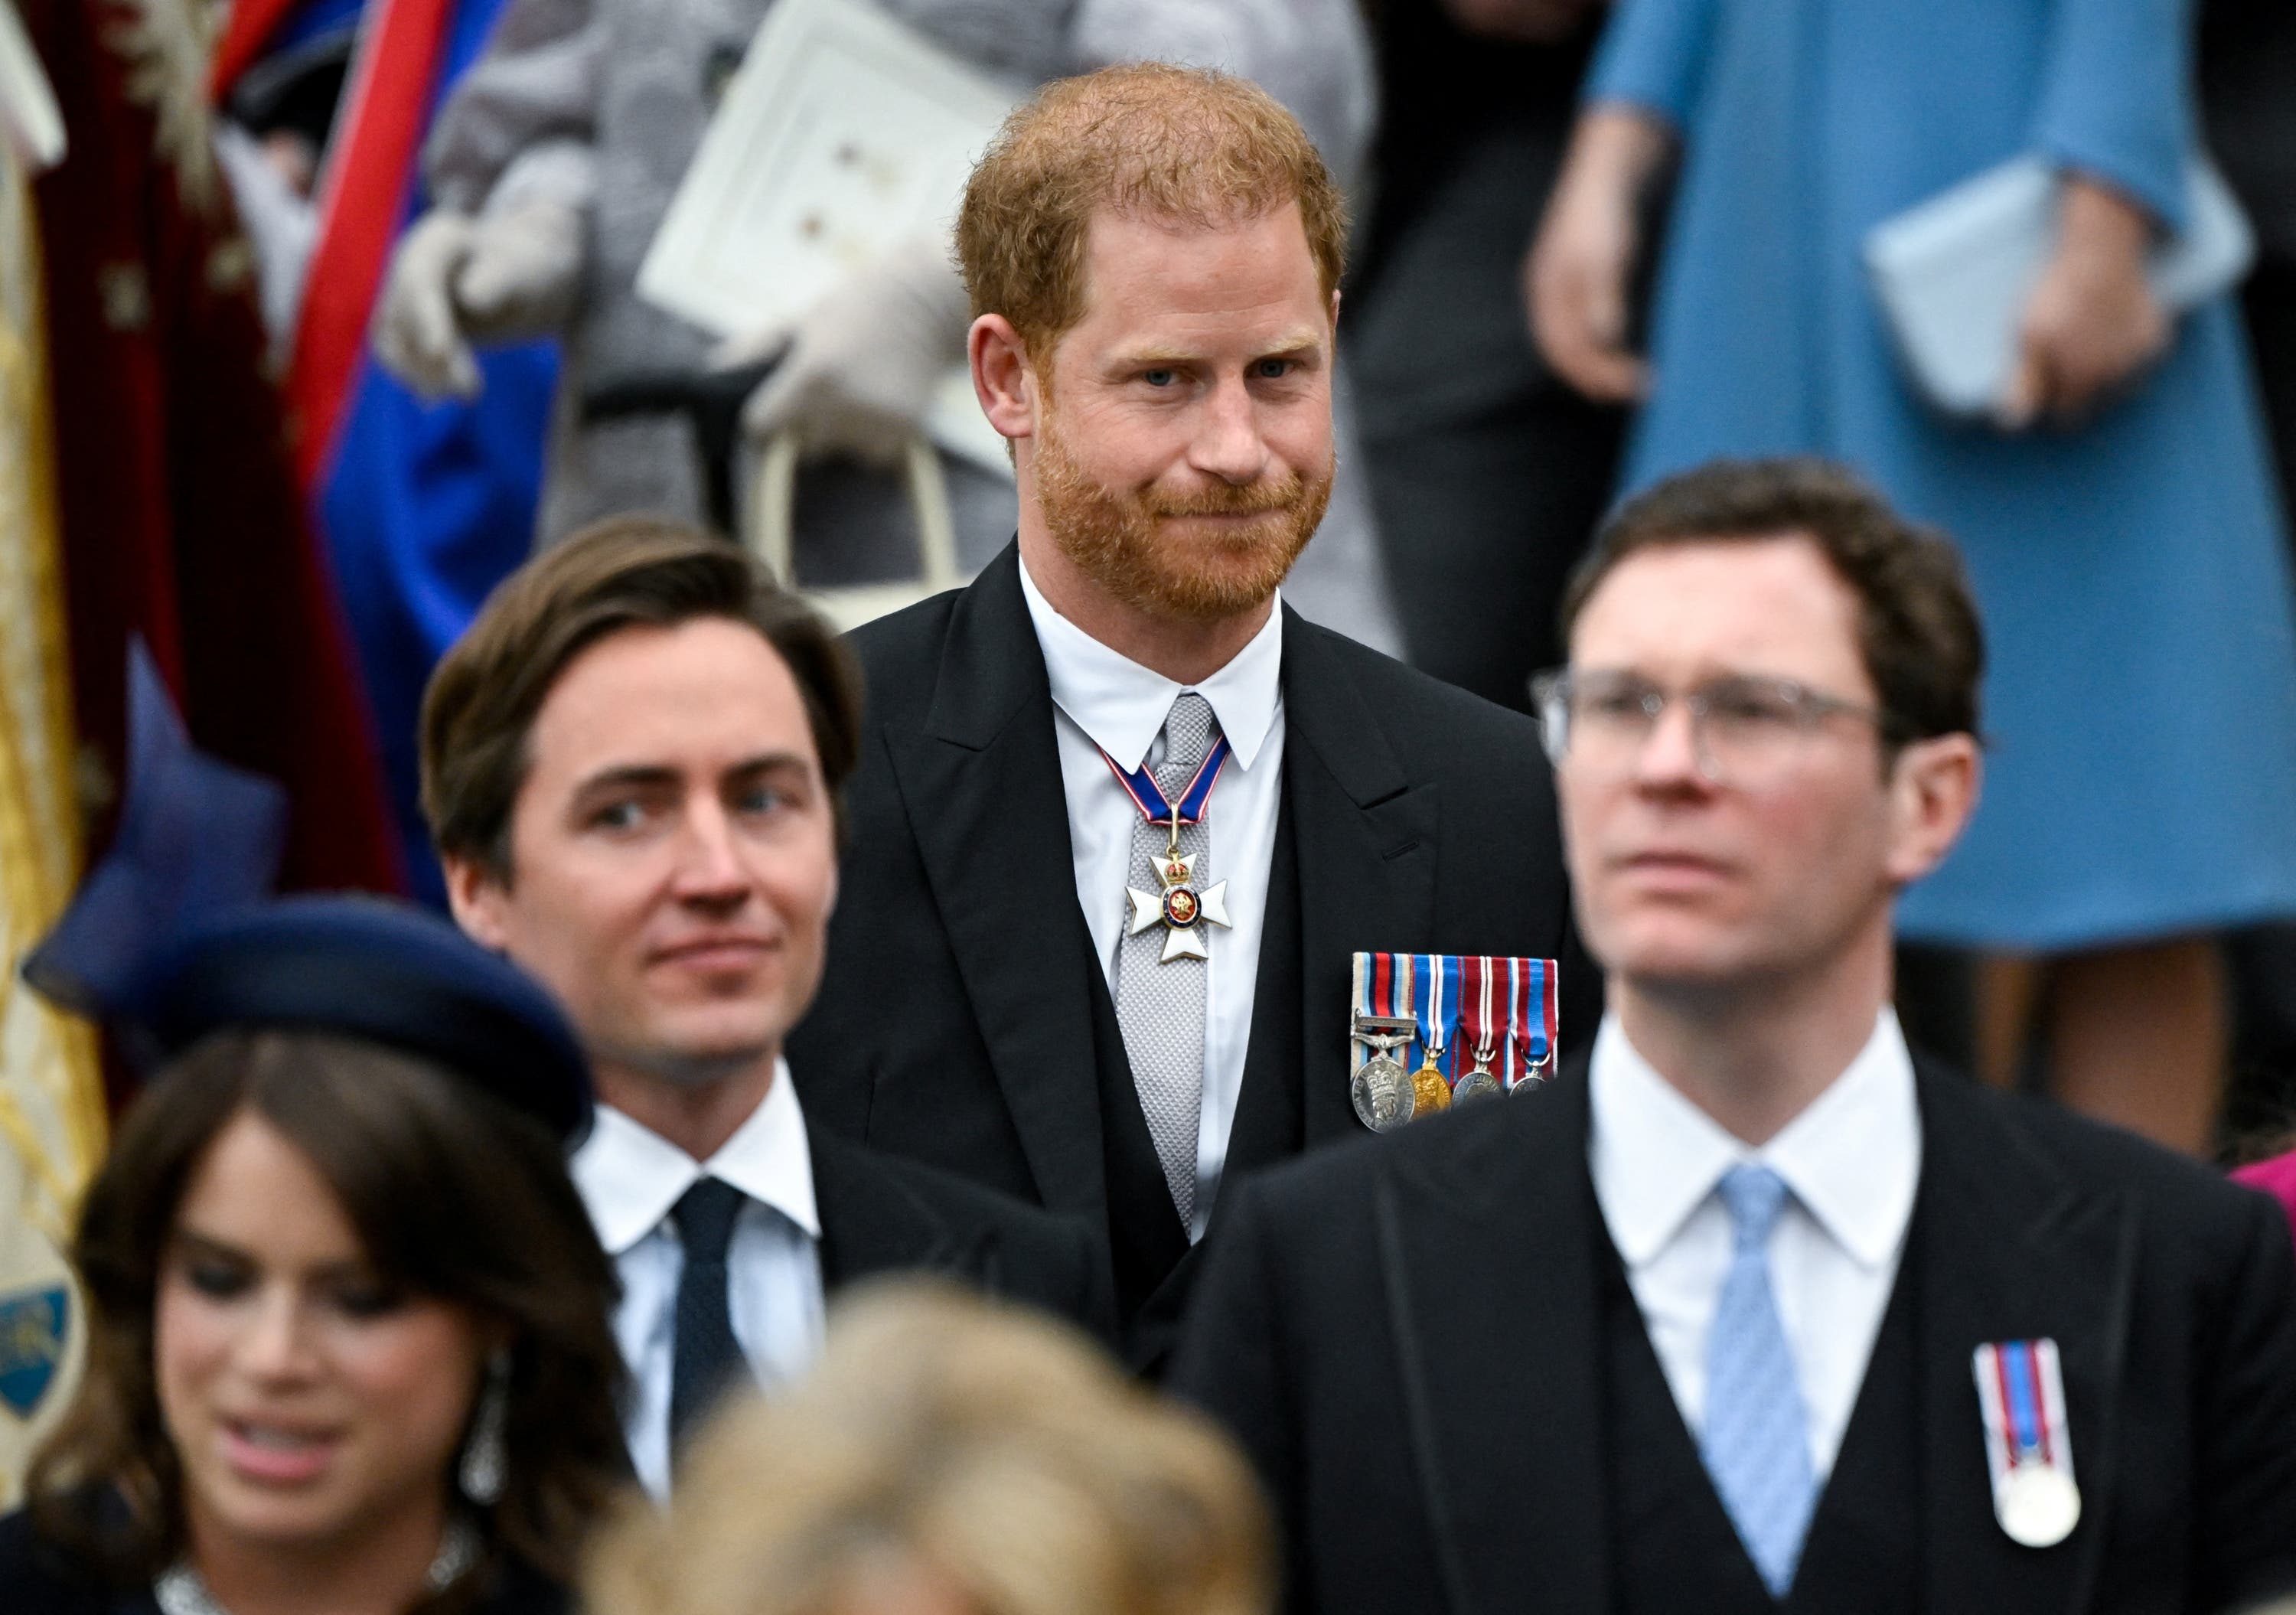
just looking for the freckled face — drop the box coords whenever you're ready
[1027,202,1337,620]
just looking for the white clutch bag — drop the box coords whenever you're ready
[1862,156,2255,416]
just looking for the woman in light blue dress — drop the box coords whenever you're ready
[1529,0,2296,1149]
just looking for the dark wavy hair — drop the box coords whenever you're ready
[1561,456,1987,749]
[419,514,863,880]
[26,1030,631,1605]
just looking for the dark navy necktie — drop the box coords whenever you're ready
[668,1176,748,1449]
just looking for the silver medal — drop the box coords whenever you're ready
[1451,1070,1502,1103]
[1351,1052,1416,1133]
[1998,1465,2081,1548]
[1974,1339,2081,1551]
[1349,1014,1419,1134]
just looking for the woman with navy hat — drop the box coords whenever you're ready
[0,897,630,1615]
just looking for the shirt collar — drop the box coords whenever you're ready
[569,1058,820,1254]
[1017,550,1283,772]
[1589,1010,1921,1270]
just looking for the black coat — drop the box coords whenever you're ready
[808,1124,1113,1338]
[0,1507,567,1615]
[788,543,1587,1370]
[1171,1055,2296,1615]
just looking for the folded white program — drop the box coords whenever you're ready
[1864,155,2253,417]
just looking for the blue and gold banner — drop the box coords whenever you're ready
[0,122,102,1505]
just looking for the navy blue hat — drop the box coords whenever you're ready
[123,896,592,1142]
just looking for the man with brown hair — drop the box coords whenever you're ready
[785,63,1582,1372]
[1173,458,2296,1613]
[420,517,1107,1494]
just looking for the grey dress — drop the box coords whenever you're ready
[422,0,1399,651]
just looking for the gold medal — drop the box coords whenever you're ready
[1411,1049,1452,1116]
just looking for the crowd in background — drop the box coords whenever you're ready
[5,0,2296,1610]
[18,0,2295,1150]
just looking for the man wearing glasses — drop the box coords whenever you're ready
[1173,457,2296,1613]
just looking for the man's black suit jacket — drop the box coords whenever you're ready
[810,1125,1110,1339]
[788,544,1585,1369]
[1171,1055,2296,1615]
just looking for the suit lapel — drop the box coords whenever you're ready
[1276,615,1440,1147]
[1218,790,1304,1186]
[810,1130,984,1291]
[1911,1063,2136,1615]
[1377,1066,1610,1615]
[879,550,1107,1220]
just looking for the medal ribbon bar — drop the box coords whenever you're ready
[1973,1338,2081,1548]
[1349,952,1422,1130]
[1350,956,1416,1059]
[1504,957,1528,1086]
[1998,1339,2066,1471]
[1974,1338,2078,1496]
[1350,952,1564,1103]
[1368,955,1405,1029]
[1463,956,1503,1068]
[1411,953,1459,1082]
[1507,956,1559,1089]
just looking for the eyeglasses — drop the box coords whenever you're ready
[1530,668,1898,785]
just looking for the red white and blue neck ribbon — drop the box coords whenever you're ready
[1101,732,1234,828]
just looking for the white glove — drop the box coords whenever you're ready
[214,121,318,356]
[729,235,970,468]
[372,201,584,400]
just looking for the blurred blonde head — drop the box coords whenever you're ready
[585,1281,1274,1615]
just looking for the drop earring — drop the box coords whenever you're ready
[458,1349,511,1506]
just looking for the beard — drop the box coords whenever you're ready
[1032,403,1334,622]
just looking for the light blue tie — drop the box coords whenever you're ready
[1699,1163,1818,1598]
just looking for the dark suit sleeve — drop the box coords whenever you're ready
[1169,1178,1304,1595]
[1056,1212,1120,1349]
[2194,1187,2296,1611]
[992,1202,1118,1349]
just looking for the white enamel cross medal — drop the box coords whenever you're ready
[1101,726,1236,966]
[1128,814,1231,963]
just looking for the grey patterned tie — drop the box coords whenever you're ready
[1114,692,1218,1228]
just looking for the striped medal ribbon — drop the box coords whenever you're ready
[1974,1339,2081,1548]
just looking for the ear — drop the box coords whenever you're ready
[1328,286,1342,334]
[969,313,1038,445]
[1881,733,1981,887]
[443,854,515,954]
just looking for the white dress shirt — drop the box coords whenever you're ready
[569,1061,826,1496]
[1018,554,1287,1241]
[1587,1010,1923,1480]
